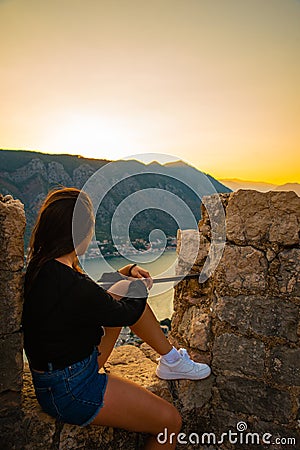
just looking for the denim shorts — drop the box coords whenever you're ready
[30,347,108,426]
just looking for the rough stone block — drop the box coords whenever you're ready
[0,270,24,334]
[188,348,212,366]
[139,342,160,363]
[210,408,249,434]
[199,193,227,244]
[0,333,23,393]
[214,245,268,296]
[22,412,57,450]
[177,307,211,351]
[179,277,214,301]
[0,196,26,271]
[214,295,299,342]
[59,424,139,450]
[270,346,300,386]
[176,229,210,270]
[276,249,300,296]
[211,412,300,450]
[216,376,293,423]
[169,375,215,415]
[213,334,265,378]
[0,390,21,416]
[0,411,24,450]
[200,192,230,224]
[226,190,300,247]
[251,418,300,450]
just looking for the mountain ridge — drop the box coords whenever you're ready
[220,178,300,196]
[0,149,231,249]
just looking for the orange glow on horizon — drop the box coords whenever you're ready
[0,0,299,185]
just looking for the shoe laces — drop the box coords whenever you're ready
[178,348,205,372]
[157,348,190,364]
[178,348,190,360]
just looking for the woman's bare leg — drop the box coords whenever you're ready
[91,374,182,449]
[98,303,172,369]
[97,283,128,367]
[104,280,172,356]
[94,288,181,448]
[97,279,172,367]
[97,326,122,368]
[130,304,172,356]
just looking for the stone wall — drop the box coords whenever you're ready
[1,190,299,450]
[171,189,300,449]
[0,194,26,449]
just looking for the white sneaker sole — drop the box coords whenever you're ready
[156,366,211,380]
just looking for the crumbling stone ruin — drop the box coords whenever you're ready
[171,189,300,448]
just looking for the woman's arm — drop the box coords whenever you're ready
[79,277,149,327]
[107,279,131,300]
[118,264,153,289]
[118,264,135,277]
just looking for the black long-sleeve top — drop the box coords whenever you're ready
[22,259,148,370]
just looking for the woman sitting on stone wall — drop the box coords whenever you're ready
[22,187,211,450]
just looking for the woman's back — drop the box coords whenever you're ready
[23,258,148,371]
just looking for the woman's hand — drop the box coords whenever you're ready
[118,264,153,290]
[130,265,153,290]
[108,267,153,300]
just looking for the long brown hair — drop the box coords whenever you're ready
[25,187,94,296]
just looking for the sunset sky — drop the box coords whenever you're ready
[0,0,299,184]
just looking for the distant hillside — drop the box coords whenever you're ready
[220,178,300,196]
[0,149,231,249]
[274,183,300,196]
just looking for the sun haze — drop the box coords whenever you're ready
[0,0,299,184]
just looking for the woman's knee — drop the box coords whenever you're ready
[159,403,182,433]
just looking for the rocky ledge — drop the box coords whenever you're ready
[21,344,213,450]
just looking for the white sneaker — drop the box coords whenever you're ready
[156,348,211,380]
